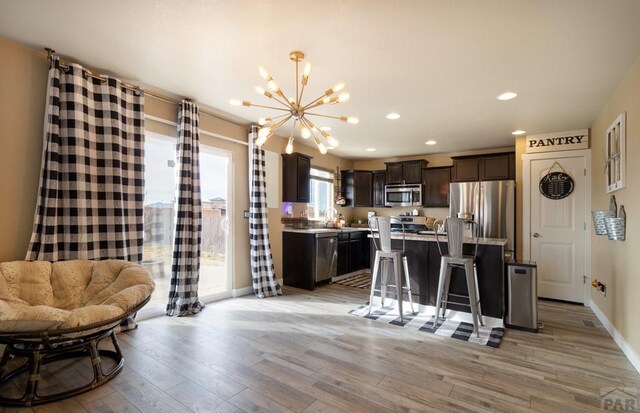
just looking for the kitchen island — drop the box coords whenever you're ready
[370,233,507,318]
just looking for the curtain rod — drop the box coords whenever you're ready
[44,48,250,129]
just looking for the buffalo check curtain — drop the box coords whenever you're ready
[26,56,145,262]
[248,126,282,298]
[166,101,205,316]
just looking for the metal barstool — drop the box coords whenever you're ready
[434,217,483,337]
[367,216,415,321]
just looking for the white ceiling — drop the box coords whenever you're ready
[1,0,640,159]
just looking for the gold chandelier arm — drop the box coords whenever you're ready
[265,92,294,109]
[300,117,326,144]
[267,114,293,135]
[301,94,329,111]
[249,103,291,111]
[305,113,348,121]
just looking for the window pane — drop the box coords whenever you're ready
[308,168,334,220]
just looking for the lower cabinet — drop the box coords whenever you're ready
[337,231,370,276]
[283,232,316,290]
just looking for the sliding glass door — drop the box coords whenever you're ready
[142,131,231,308]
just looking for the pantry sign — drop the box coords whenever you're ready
[526,129,589,153]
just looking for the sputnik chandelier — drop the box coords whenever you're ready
[230,51,358,154]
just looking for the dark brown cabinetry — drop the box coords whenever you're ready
[451,157,479,182]
[479,154,511,181]
[384,160,428,184]
[451,152,515,182]
[372,170,386,207]
[282,152,312,202]
[337,231,370,276]
[422,167,451,207]
[341,170,373,207]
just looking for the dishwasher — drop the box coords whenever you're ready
[315,233,338,283]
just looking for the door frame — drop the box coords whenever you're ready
[522,149,591,305]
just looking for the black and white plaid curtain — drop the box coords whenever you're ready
[248,126,282,298]
[26,56,144,262]
[166,101,205,316]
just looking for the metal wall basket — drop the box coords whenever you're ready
[591,210,613,235]
[604,206,626,241]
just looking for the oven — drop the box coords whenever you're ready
[384,184,422,207]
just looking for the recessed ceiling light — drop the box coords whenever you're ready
[386,113,400,120]
[497,92,518,101]
[512,130,527,136]
[425,140,437,145]
[365,148,376,152]
[320,126,332,132]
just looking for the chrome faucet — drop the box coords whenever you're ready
[325,207,338,227]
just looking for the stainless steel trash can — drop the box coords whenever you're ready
[506,260,538,332]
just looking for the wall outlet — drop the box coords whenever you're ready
[243,210,250,219]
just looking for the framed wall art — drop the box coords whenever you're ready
[606,113,626,193]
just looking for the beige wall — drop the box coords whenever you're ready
[590,54,640,355]
[0,38,48,262]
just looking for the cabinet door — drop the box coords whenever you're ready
[282,153,312,202]
[403,161,424,184]
[297,155,311,202]
[452,158,479,182]
[341,170,355,207]
[349,239,362,272]
[423,167,451,207]
[360,232,371,269]
[479,154,510,181]
[337,240,349,275]
[372,171,386,207]
[385,163,403,184]
[353,171,373,207]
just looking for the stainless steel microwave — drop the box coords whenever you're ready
[384,184,422,207]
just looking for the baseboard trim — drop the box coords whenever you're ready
[231,285,254,298]
[590,299,640,375]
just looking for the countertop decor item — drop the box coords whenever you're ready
[230,51,358,154]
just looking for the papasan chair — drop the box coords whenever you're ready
[0,260,155,407]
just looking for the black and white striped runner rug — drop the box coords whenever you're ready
[349,302,505,347]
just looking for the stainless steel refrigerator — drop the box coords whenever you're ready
[449,180,516,257]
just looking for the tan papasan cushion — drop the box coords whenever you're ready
[0,260,155,333]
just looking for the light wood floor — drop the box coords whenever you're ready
[2,283,638,412]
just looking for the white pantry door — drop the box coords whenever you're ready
[529,155,587,303]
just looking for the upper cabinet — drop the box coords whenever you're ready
[372,170,386,207]
[385,160,428,184]
[422,167,451,207]
[341,170,373,207]
[451,152,515,182]
[282,152,312,202]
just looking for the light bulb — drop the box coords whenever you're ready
[327,136,339,147]
[347,117,359,124]
[229,99,242,106]
[333,82,346,92]
[286,137,294,154]
[318,143,327,154]
[258,126,271,138]
[338,92,350,103]
[303,63,312,77]
[268,80,279,92]
[258,66,270,80]
[301,127,311,139]
[289,97,295,104]
[258,117,271,126]
[255,134,267,146]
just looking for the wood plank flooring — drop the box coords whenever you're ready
[1,283,638,412]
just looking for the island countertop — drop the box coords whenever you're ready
[369,232,508,246]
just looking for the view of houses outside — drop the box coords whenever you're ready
[143,133,229,307]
